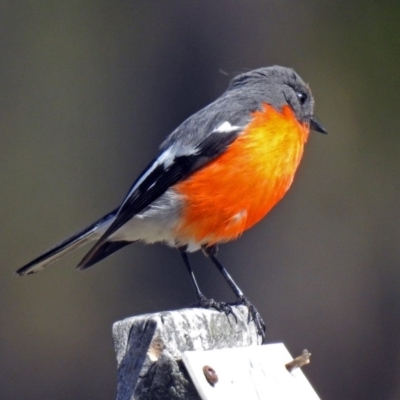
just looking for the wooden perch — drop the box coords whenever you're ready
[113,306,261,400]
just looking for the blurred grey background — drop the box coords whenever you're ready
[1,1,399,399]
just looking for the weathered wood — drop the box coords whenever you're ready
[113,306,261,400]
[182,344,320,400]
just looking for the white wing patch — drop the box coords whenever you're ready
[157,147,175,168]
[215,121,242,133]
[120,148,176,208]
[120,122,243,211]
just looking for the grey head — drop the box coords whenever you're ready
[228,66,326,133]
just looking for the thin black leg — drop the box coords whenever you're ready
[202,245,266,339]
[202,245,244,298]
[179,247,203,300]
[178,247,236,317]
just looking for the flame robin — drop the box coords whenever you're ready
[17,66,326,338]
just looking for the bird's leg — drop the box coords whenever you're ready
[202,245,266,339]
[179,247,203,300]
[202,245,243,297]
[178,247,234,315]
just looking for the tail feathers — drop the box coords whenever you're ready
[16,209,118,276]
[77,240,132,270]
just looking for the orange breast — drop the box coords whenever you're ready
[174,104,309,245]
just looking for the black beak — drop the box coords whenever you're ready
[310,117,327,134]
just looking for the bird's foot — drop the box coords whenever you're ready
[192,294,237,321]
[235,296,266,341]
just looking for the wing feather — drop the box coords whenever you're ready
[78,126,245,269]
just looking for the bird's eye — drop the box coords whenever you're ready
[296,91,307,105]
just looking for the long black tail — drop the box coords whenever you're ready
[16,209,118,276]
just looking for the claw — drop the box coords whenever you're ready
[191,294,264,340]
[191,295,237,323]
[235,296,266,340]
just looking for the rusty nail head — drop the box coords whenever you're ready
[203,365,218,386]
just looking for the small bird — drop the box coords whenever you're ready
[17,66,326,337]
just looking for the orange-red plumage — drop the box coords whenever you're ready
[174,104,309,245]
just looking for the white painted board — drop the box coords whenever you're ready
[182,343,320,400]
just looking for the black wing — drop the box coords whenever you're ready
[77,126,244,269]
